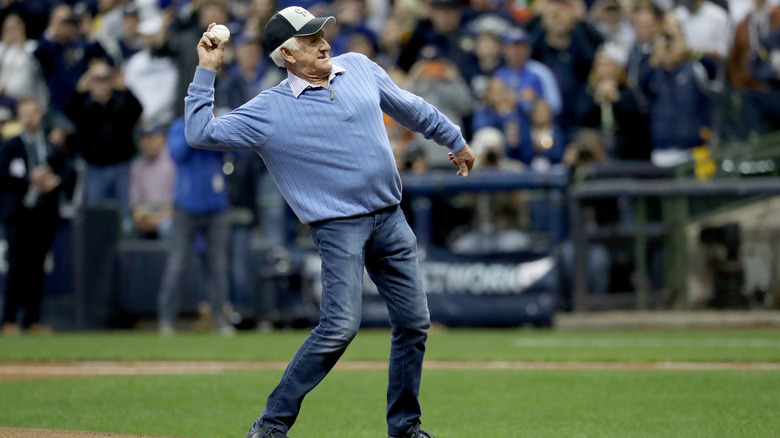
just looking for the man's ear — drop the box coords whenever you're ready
[281,47,295,64]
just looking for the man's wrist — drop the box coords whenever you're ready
[198,62,219,71]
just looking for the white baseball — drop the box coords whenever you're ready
[210,24,230,43]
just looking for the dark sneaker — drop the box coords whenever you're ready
[245,425,289,438]
[389,426,435,438]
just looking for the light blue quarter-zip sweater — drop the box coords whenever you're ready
[185,52,466,224]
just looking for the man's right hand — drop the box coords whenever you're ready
[197,22,228,71]
[448,144,475,177]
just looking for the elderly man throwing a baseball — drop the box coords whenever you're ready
[185,6,474,438]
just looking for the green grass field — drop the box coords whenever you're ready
[1,328,779,438]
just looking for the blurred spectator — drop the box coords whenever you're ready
[674,0,732,69]
[165,0,230,117]
[583,43,653,161]
[0,0,55,40]
[63,60,142,221]
[129,125,175,239]
[225,150,264,310]
[344,31,376,58]
[463,0,517,35]
[405,50,474,169]
[469,126,523,172]
[563,127,607,171]
[493,28,545,116]
[100,2,145,66]
[215,36,285,112]
[376,14,411,69]
[327,0,379,57]
[92,0,128,61]
[730,0,780,136]
[642,14,712,167]
[588,0,635,53]
[157,117,233,336]
[0,98,73,335]
[526,99,566,171]
[0,13,49,111]
[472,77,528,162]
[451,127,530,255]
[493,28,564,117]
[123,14,179,128]
[397,0,481,84]
[34,3,111,112]
[241,0,278,40]
[401,143,430,175]
[730,0,780,90]
[627,3,665,105]
[469,30,503,99]
[560,128,611,301]
[529,0,602,141]
[363,0,391,35]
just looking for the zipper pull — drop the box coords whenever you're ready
[330,88,334,100]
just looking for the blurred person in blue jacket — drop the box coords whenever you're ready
[472,77,528,163]
[157,116,234,336]
[493,28,546,117]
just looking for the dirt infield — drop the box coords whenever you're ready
[0,428,184,438]
[2,360,780,381]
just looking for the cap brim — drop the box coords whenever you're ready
[293,16,336,36]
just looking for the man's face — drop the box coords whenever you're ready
[429,6,461,35]
[139,132,165,159]
[18,100,42,133]
[633,10,661,43]
[289,31,332,76]
[502,41,530,67]
[236,42,261,70]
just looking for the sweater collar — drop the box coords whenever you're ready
[287,62,346,98]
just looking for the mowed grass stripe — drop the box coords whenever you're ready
[1,329,779,363]
[0,369,778,438]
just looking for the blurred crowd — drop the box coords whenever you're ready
[3,0,780,228]
[2,0,780,330]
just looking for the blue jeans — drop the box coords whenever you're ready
[255,204,431,437]
[84,162,130,231]
[157,208,232,329]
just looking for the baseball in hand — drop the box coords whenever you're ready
[210,24,230,43]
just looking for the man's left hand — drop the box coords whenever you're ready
[448,144,475,177]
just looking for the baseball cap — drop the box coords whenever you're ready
[502,27,529,45]
[264,6,336,54]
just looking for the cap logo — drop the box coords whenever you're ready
[264,6,336,53]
